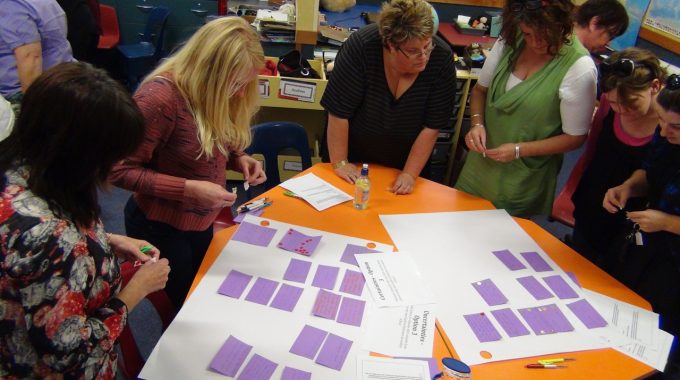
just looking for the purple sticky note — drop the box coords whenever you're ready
[566,271,581,288]
[567,299,608,329]
[336,297,366,327]
[339,269,365,296]
[543,275,579,299]
[232,221,277,247]
[218,270,253,298]
[281,367,312,380]
[245,277,279,305]
[340,243,380,266]
[284,258,312,283]
[471,278,508,306]
[490,308,530,337]
[312,265,340,290]
[492,249,526,271]
[277,228,322,256]
[463,312,502,343]
[236,354,277,380]
[395,357,439,379]
[270,283,304,312]
[290,325,328,359]
[520,251,553,272]
[315,333,353,371]
[312,289,342,320]
[517,276,553,300]
[209,335,252,376]
[233,208,265,224]
[518,304,574,335]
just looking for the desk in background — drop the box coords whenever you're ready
[188,163,654,379]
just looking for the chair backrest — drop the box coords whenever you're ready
[141,6,170,59]
[245,122,312,192]
[97,4,120,49]
[551,156,587,227]
[117,261,175,380]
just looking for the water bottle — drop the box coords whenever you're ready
[353,163,370,210]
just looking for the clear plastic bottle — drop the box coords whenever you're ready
[353,163,370,210]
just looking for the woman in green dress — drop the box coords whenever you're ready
[455,0,597,216]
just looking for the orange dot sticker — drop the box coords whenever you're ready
[480,351,493,359]
[260,220,270,226]
[366,242,377,249]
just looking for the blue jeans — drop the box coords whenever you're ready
[124,197,213,311]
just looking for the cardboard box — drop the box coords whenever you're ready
[258,57,327,110]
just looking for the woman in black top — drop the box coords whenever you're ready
[321,0,456,194]
[571,48,666,269]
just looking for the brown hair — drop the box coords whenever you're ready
[378,0,434,47]
[501,0,575,59]
[601,47,668,109]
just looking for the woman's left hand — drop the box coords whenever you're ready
[485,143,516,163]
[236,155,267,185]
[391,172,415,195]
[108,234,160,263]
[627,209,671,233]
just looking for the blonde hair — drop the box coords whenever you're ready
[143,17,264,158]
[378,0,434,47]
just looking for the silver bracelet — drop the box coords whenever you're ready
[515,144,520,160]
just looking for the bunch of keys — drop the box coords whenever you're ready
[626,223,644,246]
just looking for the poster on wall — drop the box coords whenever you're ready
[643,0,680,40]
[609,0,652,50]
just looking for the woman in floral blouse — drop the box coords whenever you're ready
[0,62,170,379]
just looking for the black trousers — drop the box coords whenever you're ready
[124,197,213,311]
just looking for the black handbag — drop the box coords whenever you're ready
[277,50,321,79]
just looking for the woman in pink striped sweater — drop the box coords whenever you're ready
[111,17,266,311]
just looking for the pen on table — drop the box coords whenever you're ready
[244,200,272,213]
[538,358,575,365]
[526,364,567,369]
[283,190,300,198]
[237,197,268,213]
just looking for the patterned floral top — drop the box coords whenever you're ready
[0,165,127,379]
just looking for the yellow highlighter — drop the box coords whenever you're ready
[538,358,575,365]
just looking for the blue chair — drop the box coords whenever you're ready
[245,122,312,194]
[117,6,170,90]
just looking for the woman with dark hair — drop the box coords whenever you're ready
[571,48,666,269]
[456,0,597,216]
[0,62,170,379]
[604,74,680,376]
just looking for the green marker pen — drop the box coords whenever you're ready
[140,245,153,254]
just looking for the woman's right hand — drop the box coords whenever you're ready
[603,184,630,213]
[465,124,487,155]
[117,259,170,311]
[130,258,171,294]
[185,180,237,209]
[334,163,361,184]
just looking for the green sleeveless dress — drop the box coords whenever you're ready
[455,37,588,216]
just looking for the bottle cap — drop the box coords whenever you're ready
[442,357,471,374]
[361,163,368,175]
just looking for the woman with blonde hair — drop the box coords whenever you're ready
[111,16,266,311]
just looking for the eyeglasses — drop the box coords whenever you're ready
[510,0,543,12]
[666,74,680,90]
[600,58,652,78]
[397,44,435,60]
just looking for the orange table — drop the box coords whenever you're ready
[190,163,655,379]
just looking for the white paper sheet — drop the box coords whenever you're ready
[380,210,609,365]
[363,304,437,357]
[356,356,431,380]
[584,289,673,371]
[357,252,436,307]
[140,215,394,379]
[280,173,352,211]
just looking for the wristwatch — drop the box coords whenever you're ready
[333,159,349,169]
